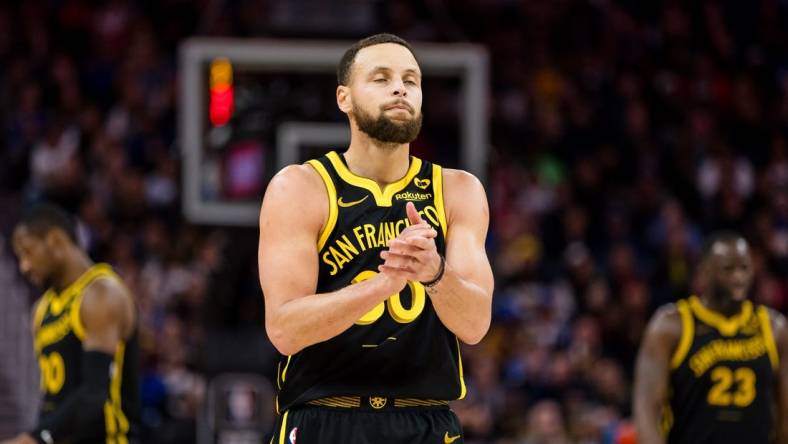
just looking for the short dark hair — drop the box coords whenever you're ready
[337,33,416,86]
[17,203,78,243]
[701,230,746,259]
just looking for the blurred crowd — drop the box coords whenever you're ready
[2,0,788,443]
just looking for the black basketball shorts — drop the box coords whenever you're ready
[269,402,463,444]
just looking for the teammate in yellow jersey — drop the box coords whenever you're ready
[258,33,494,443]
[3,204,140,444]
[634,231,788,444]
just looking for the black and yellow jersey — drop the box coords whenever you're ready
[666,296,778,444]
[274,150,465,412]
[33,263,140,443]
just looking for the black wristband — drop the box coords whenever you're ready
[31,350,114,441]
[81,350,114,388]
[421,255,445,288]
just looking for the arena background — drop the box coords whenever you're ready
[2,1,788,443]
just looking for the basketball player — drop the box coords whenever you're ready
[634,232,788,443]
[258,33,493,443]
[2,204,140,444]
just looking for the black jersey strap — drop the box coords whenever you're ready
[757,306,780,370]
[670,299,694,369]
[306,158,339,251]
[31,350,114,442]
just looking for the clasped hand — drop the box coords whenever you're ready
[378,202,442,284]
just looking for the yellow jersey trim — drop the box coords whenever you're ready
[104,402,116,440]
[307,159,338,251]
[671,300,694,369]
[303,396,448,408]
[35,264,119,349]
[757,306,780,371]
[71,292,86,341]
[456,337,467,399]
[306,396,362,408]
[661,402,674,436]
[689,296,752,337]
[432,165,448,238]
[103,343,129,444]
[107,342,130,442]
[325,151,423,207]
[281,355,293,384]
[49,264,111,315]
[33,293,51,332]
[112,342,129,434]
[69,264,121,341]
[394,398,449,407]
[278,411,290,444]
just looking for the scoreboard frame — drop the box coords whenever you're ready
[179,38,489,226]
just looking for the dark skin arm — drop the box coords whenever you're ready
[634,305,682,444]
[770,309,788,444]
[79,278,135,353]
[2,278,134,444]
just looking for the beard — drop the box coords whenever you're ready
[30,270,53,290]
[352,101,423,145]
[41,274,54,290]
[712,280,748,302]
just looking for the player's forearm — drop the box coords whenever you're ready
[634,422,666,444]
[266,274,402,355]
[426,265,491,345]
[633,371,667,444]
[633,399,666,444]
[779,411,788,444]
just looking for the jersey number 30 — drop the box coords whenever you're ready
[39,351,65,395]
[352,271,426,325]
[707,366,756,407]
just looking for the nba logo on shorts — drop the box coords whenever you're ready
[289,427,298,444]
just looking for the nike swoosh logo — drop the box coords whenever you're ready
[444,432,461,443]
[337,195,369,208]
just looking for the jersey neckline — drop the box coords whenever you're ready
[43,263,112,314]
[326,151,423,206]
[688,295,753,336]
